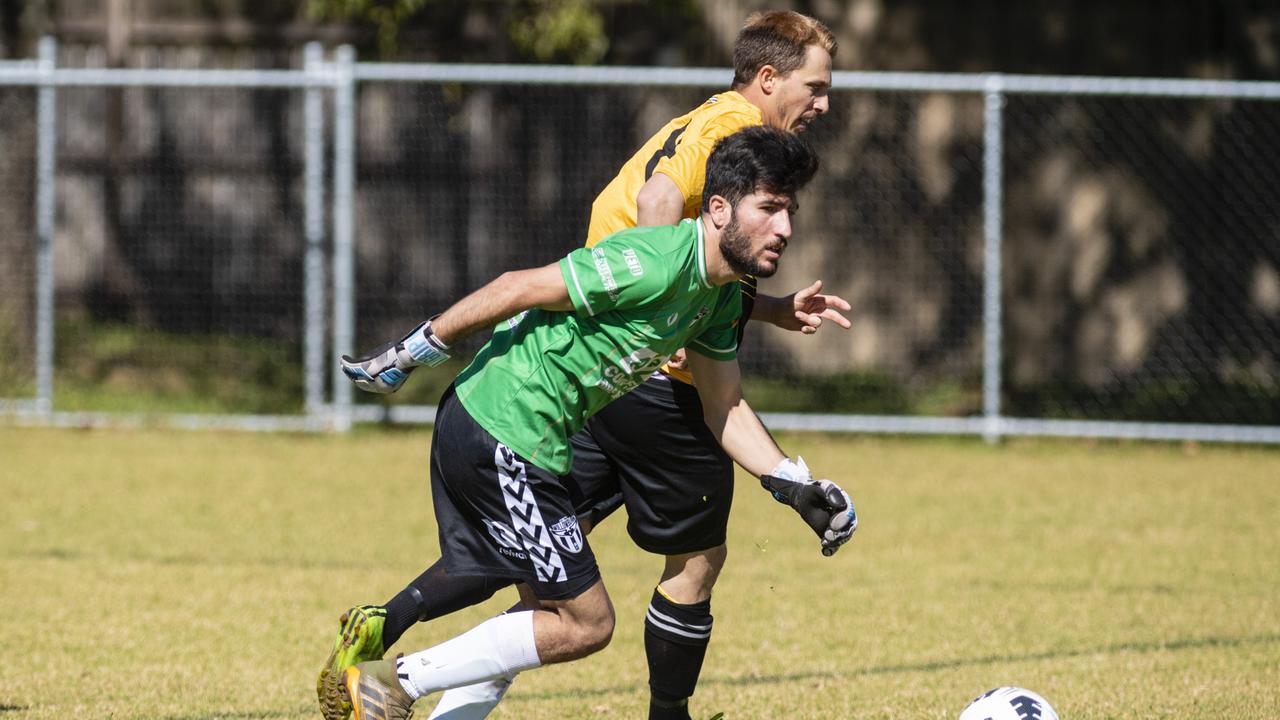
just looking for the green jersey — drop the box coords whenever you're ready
[454,218,740,474]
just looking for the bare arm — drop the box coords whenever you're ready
[341,263,572,394]
[751,280,853,334]
[432,263,572,346]
[688,350,859,556]
[635,173,686,227]
[685,350,786,476]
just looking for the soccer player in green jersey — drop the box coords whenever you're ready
[332,127,856,720]
[318,14,852,720]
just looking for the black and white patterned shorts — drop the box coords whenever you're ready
[429,384,601,601]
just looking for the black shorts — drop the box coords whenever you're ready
[569,373,734,556]
[430,385,601,601]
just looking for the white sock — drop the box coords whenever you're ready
[395,611,541,700]
[426,676,515,720]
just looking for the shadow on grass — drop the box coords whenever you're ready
[506,632,1280,702]
[157,702,318,720]
[10,704,302,719]
[11,548,369,571]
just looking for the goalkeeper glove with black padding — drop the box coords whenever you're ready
[340,319,451,394]
[760,457,858,556]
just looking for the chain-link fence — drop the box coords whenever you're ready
[0,40,329,430]
[1003,93,1280,426]
[55,83,312,415]
[1,41,1278,443]
[0,81,38,407]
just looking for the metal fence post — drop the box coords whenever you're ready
[981,75,1005,444]
[303,43,327,420]
[34,36,57,416]
[331,45,356,431]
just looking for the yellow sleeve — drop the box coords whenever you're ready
[651,110,761,208]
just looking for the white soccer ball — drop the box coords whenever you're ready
[959,687,1059,720]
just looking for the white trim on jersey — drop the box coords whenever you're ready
[564,259,596,316]
[694,217,711,289]
[690,336,737,356]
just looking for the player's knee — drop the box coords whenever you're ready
[584,613,616,655]
[556,586,615,658]
[704,543,727,573]
[662,545,728,603]
[567,605,615,657]
[688,545,726,595]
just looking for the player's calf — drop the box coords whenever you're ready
[644,587,714,720]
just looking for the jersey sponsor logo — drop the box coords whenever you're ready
[591,247,619,301]
[622,248,645,277]
[506,310,528,330]
[549,515,584,554]
[666,312,679,326]
[494,444,567,583]
[588,347,670,400]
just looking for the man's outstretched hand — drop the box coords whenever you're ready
[787,280,852,335]
[760,458,858,556]
[340,320,451,394]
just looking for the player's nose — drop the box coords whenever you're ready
[814,94,829,115]
[775,212,793,239]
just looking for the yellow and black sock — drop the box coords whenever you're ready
[644,587,713,720]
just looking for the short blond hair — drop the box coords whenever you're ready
[732,11,837,88]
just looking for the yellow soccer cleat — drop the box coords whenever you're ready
[345,658,415,720]
[317,605,388,720]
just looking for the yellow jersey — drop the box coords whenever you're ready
[585,91,763,247]
[584,91,763,385]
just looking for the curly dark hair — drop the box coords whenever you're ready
[701,126,819,213]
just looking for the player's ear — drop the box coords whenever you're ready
[707,194,732,229]
[757,64,778,94]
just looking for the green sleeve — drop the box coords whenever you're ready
[559,233,668,317]
[687,285,740,362]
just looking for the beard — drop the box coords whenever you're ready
[719,216,781,278]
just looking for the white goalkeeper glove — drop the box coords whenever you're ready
[340,320,451,394]
[760,457,858,556]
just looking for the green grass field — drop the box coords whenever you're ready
[2,427,1277,719]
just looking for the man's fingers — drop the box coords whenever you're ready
[794,310,823,327]
[793,279,823,302]
[793,306,852,333]
[820,293,852,312]
[820,307,853,329]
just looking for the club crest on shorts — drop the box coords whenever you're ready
[549,515,584,553]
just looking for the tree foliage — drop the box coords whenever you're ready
[306,0,611,62]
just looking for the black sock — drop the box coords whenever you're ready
[644,588,713,720]
[380,558,516,651]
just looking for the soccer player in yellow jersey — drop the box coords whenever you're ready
[561,13,850,720]
[318,11,854,720]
